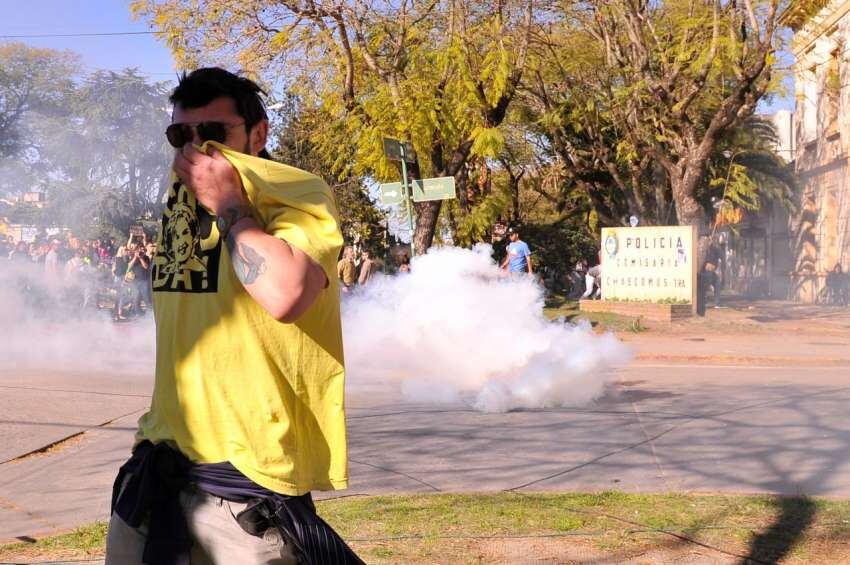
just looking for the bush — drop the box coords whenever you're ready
[494,221,598,290]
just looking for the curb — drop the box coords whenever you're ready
[634,353,850,367]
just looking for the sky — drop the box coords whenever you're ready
[0,0,178,80]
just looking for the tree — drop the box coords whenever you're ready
[705,115,797,226]
[0,43,78,190]
[131,0,541,253]
[568,0,787,255]
[518,34,639,229]
[39,70,173,236]
[1,45,171,238]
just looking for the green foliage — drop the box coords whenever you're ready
[529,1,787,230]
[526,221,597,278]
[450,183,513,247]
[38,70,172,235]
[469,127,506,158]
[128,0,789,253]
[0,43,78,162]
[131,0,537,250]
[703,116,798,223]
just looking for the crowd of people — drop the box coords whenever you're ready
[336,246,378,291]
[0,229,155,320]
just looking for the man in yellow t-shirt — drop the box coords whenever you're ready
[105,68,362,565]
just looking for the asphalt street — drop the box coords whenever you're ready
[2,361,850,544]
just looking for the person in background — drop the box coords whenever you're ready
[30,242,46,264]
[582,263,602,299]
[44,239,64,280]
[83,240,99,266]
[111,246,130,321]
[501,227,533,275]
[826,263,849,306]
[569,258,588,298]
[64,249,84,280]
[98,240,112,263]
[64,249,96,309]
[143,241,157,307]
[701,240,723,309]
[337,246,357,291]
[10,241,30,263]
[358,249,375,286]
[119,243,149,318]
[575,258,588,276]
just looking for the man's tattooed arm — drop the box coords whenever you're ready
[226,236,267,285]
[217,205,326,322]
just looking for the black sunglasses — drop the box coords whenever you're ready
[165,121,246,148]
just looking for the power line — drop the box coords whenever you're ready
[0,31,158,39]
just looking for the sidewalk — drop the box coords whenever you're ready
[621,298,850,366]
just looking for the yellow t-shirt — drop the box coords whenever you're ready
[137,141,347,495]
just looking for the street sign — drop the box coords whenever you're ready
[382,137,416,163]
[412,176,456,202]
[379,182,404,206]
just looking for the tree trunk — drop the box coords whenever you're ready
[671,165,710,266]
[512,177,521,223]
[412,200,442,253]
[129,160,138,217]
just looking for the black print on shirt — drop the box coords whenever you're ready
[152,182,221,293]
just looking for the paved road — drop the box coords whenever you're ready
[0,368,151,464]
[3,361,850,544]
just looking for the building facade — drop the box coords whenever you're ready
[786,0,850,302]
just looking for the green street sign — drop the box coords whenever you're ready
[382,137,416,163]
[379,182,404,206]
[412,176,456,202]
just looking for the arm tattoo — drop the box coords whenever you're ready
[226,236,267,285]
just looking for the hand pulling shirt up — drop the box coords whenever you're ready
[136,141,347,496]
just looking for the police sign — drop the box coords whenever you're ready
[600,225,697,305]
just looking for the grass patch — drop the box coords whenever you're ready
[543,293,646,333]
[4,493,850,563]
[0,521,107,562]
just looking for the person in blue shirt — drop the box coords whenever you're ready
[501,227,533,275]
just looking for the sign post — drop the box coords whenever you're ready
[383,137,418,257]
[382,137,457,257]
[399,144,416,258]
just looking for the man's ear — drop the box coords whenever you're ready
[250,120,269,157]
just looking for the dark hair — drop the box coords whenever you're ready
[170,67,270,158]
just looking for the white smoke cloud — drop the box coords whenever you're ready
[342,244,632,412]
[0,262,154,375]
[2,244,631,412]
